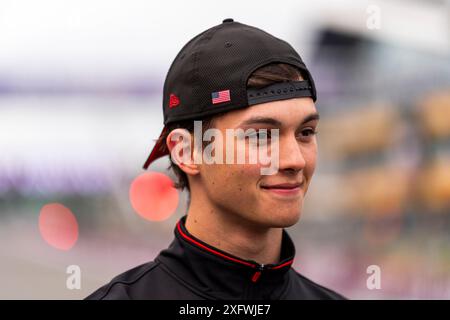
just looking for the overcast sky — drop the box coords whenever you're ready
[0,0,447,81]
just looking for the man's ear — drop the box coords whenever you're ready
[166,128,200,176]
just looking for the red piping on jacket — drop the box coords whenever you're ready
[177,222,256,268]
[272,260,293,269]
[176,221,294,282]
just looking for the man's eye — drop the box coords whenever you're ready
[300,129,318,137]
[246,130,272,146]
[248,130,271,140]
[256,130,271,139]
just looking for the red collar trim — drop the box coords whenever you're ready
[176,220,294,271]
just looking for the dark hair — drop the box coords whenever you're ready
[160,63,305,192]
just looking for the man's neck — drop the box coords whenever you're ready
[185,199,283,265]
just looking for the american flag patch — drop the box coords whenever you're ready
[212,90,231,104]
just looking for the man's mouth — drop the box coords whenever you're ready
[260,182,304,197]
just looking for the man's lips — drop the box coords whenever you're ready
[260,181,304,197]
[260,182,303,189]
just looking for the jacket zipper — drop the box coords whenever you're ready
[251,263,266,283]
[247,264,266,299]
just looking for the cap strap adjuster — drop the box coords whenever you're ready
[247,80,315,106]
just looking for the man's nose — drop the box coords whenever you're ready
[277,135,306,172]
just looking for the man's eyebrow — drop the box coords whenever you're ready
[238,117,282,127]
[238,112,320,127]
[302,112,320,124]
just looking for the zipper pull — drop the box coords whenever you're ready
[251,264,264,283]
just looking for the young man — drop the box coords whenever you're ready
[86,18,345,300]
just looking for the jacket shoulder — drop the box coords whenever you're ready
[85,260,205,300]
[85,261,161,300]
[288,269,347,300]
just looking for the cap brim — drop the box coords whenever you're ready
[142,126,169,169]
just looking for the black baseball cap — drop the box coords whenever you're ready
[143,18,317,169]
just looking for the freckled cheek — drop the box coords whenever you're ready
[240,162,264,176]
[205,164,257,191]
[226,164,261,193]
[214,139,270,186]
[247,168,265,197]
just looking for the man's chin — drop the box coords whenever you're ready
[263,210,302,228]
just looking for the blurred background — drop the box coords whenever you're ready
[0,0,449,299]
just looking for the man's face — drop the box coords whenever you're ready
[197,97,319,229]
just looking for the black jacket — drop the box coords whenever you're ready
[86,216,345,300]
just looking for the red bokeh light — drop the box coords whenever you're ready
[39,203,79,251]
[129,172,179,221]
